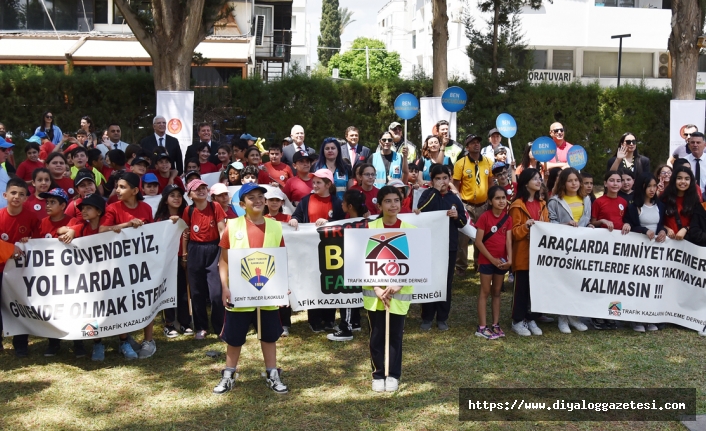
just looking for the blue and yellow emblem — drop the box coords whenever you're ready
[241,251,276,291]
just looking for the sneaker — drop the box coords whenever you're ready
[324,321,335,331]
[511,320,531,337]
[195,330,207,340]
[15,347,28,358]
[437,321,449,331]
[605,319,618,330]
[265,369,288,394]
[138,340,156,359]
[163,325,179,338]
[646,324,659,331]
[352,323,362,332]
[73,341,87,358]
[213,370,237,394]
[181,327,194,336]
[44,342,60,357]
[420,320,432,331]
[527,320,543,336]
[372,379,385,392]
[568,316,588,332]
[657,323,667,330]
[327,329,353,341]
[119,341,138,360]
[632,323,646,333]
[91,343,105,361]
[385,377,399,392]
[536,315,554,323]
[507,273,515,284]
[126,334,141,352]
[309,324,325,333]
[491,324,505,338]
[475,326,499,340]
[591,318,607,330]
[281,326,290,337]
[557,316,571,334]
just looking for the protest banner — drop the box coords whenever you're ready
[227,247,289,308]
[530,222,706,331]
[344,228,432,286]
[157,90,194,162]
[1,220,186,339]
[283,211,449,311]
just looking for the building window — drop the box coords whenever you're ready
[532,50,548,69]
[412,33,416,49]
[1,0,80,31]
[95,0,109,24]
[292,15,296,32]
[595,0,636,6]
[553,50,574,70]
[583,51,653,77]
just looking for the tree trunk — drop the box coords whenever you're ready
[491,0,499,78]
[432,0,448,97]
[669,0,701,100]
[152,50,194,91]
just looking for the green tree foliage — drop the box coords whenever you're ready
[328,38,402,80]
[318,0,342,67]
[339,6,355,34]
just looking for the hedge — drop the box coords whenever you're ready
[0,66,675,175]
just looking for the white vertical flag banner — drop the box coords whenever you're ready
[421,97,457,141]
[157,90,194,164]
[669,100,705,157]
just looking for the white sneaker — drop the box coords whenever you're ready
[568,316,588,331]
[385,377,399,392]
[281,326,289,337]
[557,316,571,334]
[699,330,706,337]
[372,379,385,392]
[527,320,543,336]
[137,340,156,359]
[646,324,658,331]
[511,320,531,336]
[632,323,646,333]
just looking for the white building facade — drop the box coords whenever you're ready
[377,0,676,88]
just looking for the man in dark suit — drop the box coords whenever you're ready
[282,125,316,170]
[140,116,184,175]
[340,126,370,170]
[184,122,220,165]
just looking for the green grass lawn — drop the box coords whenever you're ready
[0,273,702,430]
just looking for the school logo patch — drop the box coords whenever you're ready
[618,204,624,210]
[372,197,377,204]
[45,234,52,238]
[328,210,333,218]
[1,233,7,241]
[280,175,286,181]
[68,188,75,195]
[34,204,41,211]
[193,225,200,233]
[241,251,276,291]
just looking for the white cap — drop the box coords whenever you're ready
[265,188,286,201]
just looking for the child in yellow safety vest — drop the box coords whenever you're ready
[214,182,288,395]
[364,185,415,393]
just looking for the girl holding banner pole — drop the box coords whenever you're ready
[364,186,415,392]
[509,168,548,337]
[547,168,592,334]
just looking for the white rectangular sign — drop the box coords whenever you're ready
[530,222,706,331]
[1,220,186,339]
[157,90,194,165]
[421,96,457,141]
[343,228,432,286]
[669,99,706,157]
[527,69,574,84]
[227,247,289,308]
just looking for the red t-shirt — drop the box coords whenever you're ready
[0,208,40,243]
[54,176,77,199]
[382,219,402,228]
[100,165,113,181]
[283,175,314,203]
[155,174,185,193]
[39,141,55,160]
[200,162,219,174]
[265,212,291,222]
[475,210,512,265]
[68,220,101,238]
[264,162,294,187]
[525,199,541,221]
[219,218,285,248]
[225,207,238,219]
[182,202,227,243]
[65,198,83,219]
[24,195,48,220]
[664,196,690,233]
[591,195,627,230]
[401,194,413,213]
[16,160,45,182]
[351,185,380,216]
[101,201,155,226]
[308,194,332,221]
[38,215,78,238]
[256,169,271,185]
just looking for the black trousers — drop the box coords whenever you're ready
[511,270,540,323]
[164,263,191,329]
[368,309,405,380]
[337,307,361,331]
[187,241,224,334]
[279,307,292,327]
[307,308,336,326]
[421,250,456,322]
[0,273,29,350]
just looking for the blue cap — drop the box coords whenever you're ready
[491,162,507,174]
[142,173,159,184]
[34,131,47,139]
[240,133,258,141]
[27,136,42,144]
[39,188,69,204]
[239,182,267,201]
[0,137,14,149]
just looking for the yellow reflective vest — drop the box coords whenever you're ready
[225,217,283,312]
[362,217,415,316]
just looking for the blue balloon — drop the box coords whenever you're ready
[441,86,467,112]
[394,93,420,120]
[531,137,557,163]
[496,113,517,138]
[567,145,588,170]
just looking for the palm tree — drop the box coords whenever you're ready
[339,7,355,35]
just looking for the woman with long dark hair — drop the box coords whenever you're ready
[35,111,63,145]
[80,116,97,148]
[661,166,699,241]
[607,132,651,176]
[415,135,452,185]
[313,137,353,200]
[515,142,545,179]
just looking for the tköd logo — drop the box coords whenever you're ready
[608,301,622,317]
[365,232,410,276]
[241,251,276,291]
[81,322,99,337]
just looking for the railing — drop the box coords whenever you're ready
[254,29,292,62]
